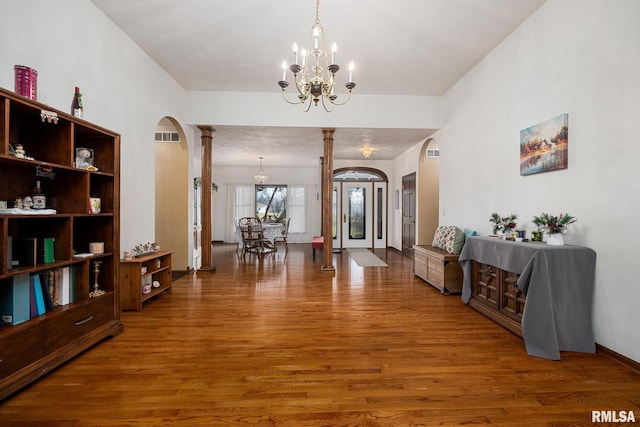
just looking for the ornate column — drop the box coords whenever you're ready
[198,126,215,271]
[321,128,335,272]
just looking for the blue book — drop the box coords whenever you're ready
[39,273,54,310]
[32,274,46,315]
[0,274,31,325]
[29,281,37,318]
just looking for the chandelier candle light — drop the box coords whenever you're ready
[278,0,356,112]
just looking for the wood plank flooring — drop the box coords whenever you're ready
[1,243,639,426]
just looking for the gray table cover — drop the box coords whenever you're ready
[459,236,597,360]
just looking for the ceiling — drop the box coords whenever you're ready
[92,0,546,167]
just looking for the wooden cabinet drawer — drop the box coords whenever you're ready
[472,262,500,310]
[0,324,44,379]
[499,271,525,323]
[43,294,114,353]
[469,261,526,337]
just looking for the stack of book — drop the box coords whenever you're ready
[0,266,77,325]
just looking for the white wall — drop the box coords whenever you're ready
[212,165,322,243]
[212,159,396,246]
[3,0,638,363]
[0,0,189,255]
[436,0,640,361]
[187,92,442,130]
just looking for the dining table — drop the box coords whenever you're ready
[261,223,284,249]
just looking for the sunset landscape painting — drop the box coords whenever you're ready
[520,113,568,176]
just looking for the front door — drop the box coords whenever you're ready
[332,182,374,249]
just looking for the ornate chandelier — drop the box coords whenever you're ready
[254,157,268,184]
[278,0,356,112]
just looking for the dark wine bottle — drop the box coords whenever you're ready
[71,86,83,118]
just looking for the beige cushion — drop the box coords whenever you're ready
[432,225,465,254]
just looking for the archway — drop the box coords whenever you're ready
[154,117,190,272]
[417,137,440,245]
[332,167,388,249]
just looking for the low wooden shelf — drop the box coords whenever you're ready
[120,251,172,311]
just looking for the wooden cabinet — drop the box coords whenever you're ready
[460,236,597,359]
[120,251,172,311]
[468,261,525,336]
[0,86,123,400]
[413,245,463,294]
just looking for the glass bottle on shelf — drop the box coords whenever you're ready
[71,86,83,118]
[32,180,46,209]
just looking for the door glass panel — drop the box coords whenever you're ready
[193,178,202,249]
[332,187,338,239]
[348,186,365,239]
[377,187,383,239]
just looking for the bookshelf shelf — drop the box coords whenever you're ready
[120,250,172,311]
[0,86,123,400]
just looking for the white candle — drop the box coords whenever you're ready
[292,43,298,65]
[331,43,337,64]
[281,61,287,81]
[348,62,354,82]
[301,49,307,67]
[313,27,319,49]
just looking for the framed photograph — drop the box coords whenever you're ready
[520,113,568,176]
[75,147,94,169]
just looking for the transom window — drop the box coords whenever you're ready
[333,167,387,182]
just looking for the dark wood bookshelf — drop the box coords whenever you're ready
[0,86,123,400]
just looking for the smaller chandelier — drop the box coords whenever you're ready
[278,0,356,112]
[254,157,268,184]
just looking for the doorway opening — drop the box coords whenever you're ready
[332,167,387,250]
[417,137,440,247]
[154,117,190,271]
[402,172,416,258]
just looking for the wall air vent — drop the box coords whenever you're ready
[154,131,180,143]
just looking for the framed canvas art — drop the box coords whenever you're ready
[520,113,568,176]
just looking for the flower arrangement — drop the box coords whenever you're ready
[489,212,518,234]
[532,212,576,234]
[131,242,160,257]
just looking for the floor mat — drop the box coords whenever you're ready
[346,248,388,267]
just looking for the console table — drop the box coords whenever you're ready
[459,236,596,360]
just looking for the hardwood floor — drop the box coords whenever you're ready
[1,244,639,426]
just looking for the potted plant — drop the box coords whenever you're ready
[489,212,518,236]
[532,212,576,245]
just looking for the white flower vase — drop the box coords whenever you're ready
[547,233,565,246]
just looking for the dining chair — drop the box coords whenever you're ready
[238,217,265,255]
[273,217,291,252]
[234,217,243,253]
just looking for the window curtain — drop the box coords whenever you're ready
[224,184,254,243]
[288,186,306,234]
